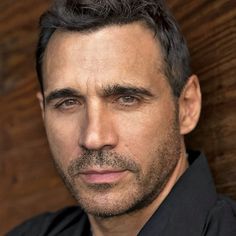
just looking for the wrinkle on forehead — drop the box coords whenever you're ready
[43,22,166,95]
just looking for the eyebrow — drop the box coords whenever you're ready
[102,84,154,98]
[45,88,81,105]
[44,84,154,105]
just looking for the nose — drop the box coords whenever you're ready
[79,102,118,151]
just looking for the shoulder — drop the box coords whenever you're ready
[203,195,236,236]
[6,206,86,236]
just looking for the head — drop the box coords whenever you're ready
[36,0,192,97]
[36,0,201,218]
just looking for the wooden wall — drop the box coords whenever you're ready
[0,1,76,235]
[0,0,235,234]
[167,0,236,198]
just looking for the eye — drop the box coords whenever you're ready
[117,95,139,106]
[55,98,81,110]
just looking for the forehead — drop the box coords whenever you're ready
[43,22,166,93]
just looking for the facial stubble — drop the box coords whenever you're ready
[52,111,181,218]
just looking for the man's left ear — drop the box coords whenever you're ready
[36,92,45,121]
[178,75,202,135]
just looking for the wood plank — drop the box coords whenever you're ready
[1,0,235,234]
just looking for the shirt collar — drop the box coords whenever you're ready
[138,150,218,236]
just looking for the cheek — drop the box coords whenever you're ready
[118,110,173,149]
[115,103,178,167]
[44,114,80,165]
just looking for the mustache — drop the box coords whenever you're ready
[67,150,139,177]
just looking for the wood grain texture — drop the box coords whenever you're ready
[0,1,76,235]
[0,0,235,235]
[166,0,236,199]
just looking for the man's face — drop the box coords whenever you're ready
[41,23,183,217]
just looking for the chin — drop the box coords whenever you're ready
[74,183,162,218]
[73,187,140,218]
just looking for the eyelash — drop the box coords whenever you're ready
[53,95,142,111]
[115,95,141,106]
[54,98,80,109]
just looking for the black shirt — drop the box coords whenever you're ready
[7,151,236,236]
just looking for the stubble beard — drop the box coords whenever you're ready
[52,113,181,218]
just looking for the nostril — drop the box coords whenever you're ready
[80,144,115,153]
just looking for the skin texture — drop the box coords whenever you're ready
[38,22,201,236]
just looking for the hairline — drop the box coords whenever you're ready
[40,20,173,96]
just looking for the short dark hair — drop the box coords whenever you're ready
[36,0,191,97]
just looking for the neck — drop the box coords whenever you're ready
[88,151,189,236]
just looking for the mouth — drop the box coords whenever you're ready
[78,169,128,184]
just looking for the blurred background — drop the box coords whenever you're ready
[0,0,235,234]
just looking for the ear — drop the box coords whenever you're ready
[178,75,201,135]
[36,92,45,121]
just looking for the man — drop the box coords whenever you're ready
[7,0,236,235]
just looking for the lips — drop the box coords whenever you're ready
[78,169,127,184]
